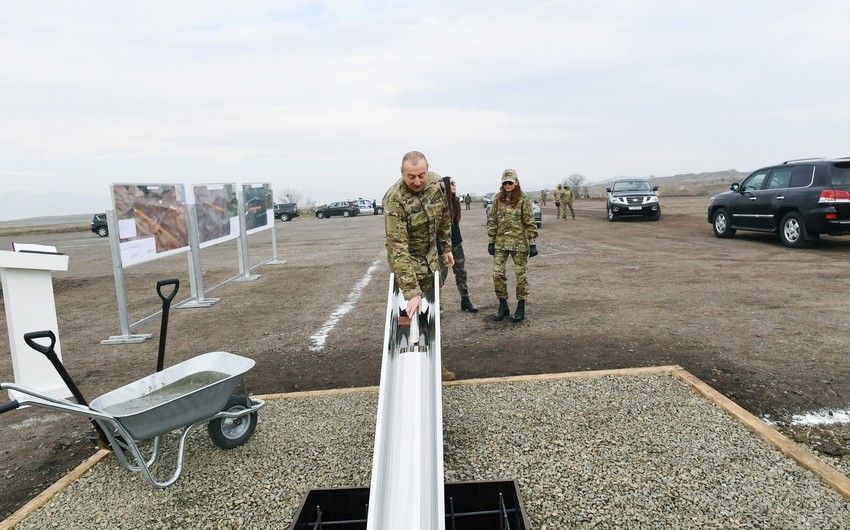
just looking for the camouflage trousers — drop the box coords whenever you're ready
[493,248,529,301]
[562,201,575,219]
[555,203,562,218]
[440,242,469,297]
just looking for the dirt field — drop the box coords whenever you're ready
[2,196,850,520]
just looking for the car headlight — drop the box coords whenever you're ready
[645,196,658,204]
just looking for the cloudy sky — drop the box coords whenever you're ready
[2,1,849,220]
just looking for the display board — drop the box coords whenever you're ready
[192,184,239,248]
[111,184,190,266]
[242,183,274,234]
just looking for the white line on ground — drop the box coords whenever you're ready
[309,259,381,352]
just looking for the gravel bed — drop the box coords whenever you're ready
[14,374,850,529]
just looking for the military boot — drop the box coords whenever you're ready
[460,296,479,313]
[511,300,526,322]
[492,299,510,321]
[441,365,456,381]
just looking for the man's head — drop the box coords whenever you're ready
[400,151,429,193]
[557,184,562,189]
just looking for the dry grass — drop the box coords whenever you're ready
[0,223,89,237]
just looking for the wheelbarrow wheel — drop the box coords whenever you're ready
[208,395,258,449]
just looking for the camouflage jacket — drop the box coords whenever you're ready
[487,191,538,251]
[383,171,452,299]
[562,187,574,202]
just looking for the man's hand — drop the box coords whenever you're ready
[406,295,422,316]
[443,251,455,268]
[528,244,538,257]
[488,243,495,256]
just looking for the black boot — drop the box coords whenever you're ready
[461,296,479,313]
[511,300,526,322]
[492,299,509,321]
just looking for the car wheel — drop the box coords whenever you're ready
[648,210,660,221]
[279,213,289,222]
[779,211,811,248]
[607,205,616,222]
[343,211,350,217]
[317,212,325,219]
[712,208,735,238]
[97,226,108,237]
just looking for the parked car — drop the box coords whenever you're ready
[351,199,384,215]
[315,201,360,219]
[532,200,542,228]
[707,157,850,248]
[90,213,108,237]
[273,203,300,222]
[606,179,661,221]
[483,192,496,208]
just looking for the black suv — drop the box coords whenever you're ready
[90,213,108,237]
[273,203,300,222]
[606,179,660,221]
[707,158,850,248]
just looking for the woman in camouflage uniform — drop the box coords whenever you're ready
[487,169,539,322]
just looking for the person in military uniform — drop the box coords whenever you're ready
[439,178,478,313]
[554,184,563,219]
[562,184,575,219]
[383,150,457,380]
[487,169,539,322]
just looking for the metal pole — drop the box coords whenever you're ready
[178,204,219,308]
[101,209,151,344]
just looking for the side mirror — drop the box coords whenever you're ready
[605,188,612,193]
[652,186,659,191]
[730,183,740,192]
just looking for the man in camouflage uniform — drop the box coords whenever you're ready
[562,184,575,219]
[383,151,456,380]
[554,184,563,219]
[487,169,539,322]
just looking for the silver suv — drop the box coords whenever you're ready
[606,179,660,221]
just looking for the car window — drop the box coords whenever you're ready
[831,163,850,186]
[789,165,815,188]
[742,171,768,191]
[766,168,792,190]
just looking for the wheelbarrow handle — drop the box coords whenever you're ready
[156,278,180,304]
[23,330,56,356]
[0,400,20,414]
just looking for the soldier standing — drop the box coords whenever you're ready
[562,185,575,219]
[439,178,478,313]
[383,150,457,380]
[464,193,472,210]
[555,184,563,220]
[487,169,539,322]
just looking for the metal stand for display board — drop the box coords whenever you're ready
[101,210,152,345]
[232,189,261,282]
[177,204,220,309]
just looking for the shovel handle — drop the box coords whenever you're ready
[156,278,180,304]
[23,330,56,357]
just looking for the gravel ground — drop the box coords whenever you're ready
[11,373,850,529]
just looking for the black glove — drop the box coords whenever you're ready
[528,244,538,257]
[488,243,495,256]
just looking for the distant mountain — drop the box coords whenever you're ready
[586,169,749,198]
[0,192,111,223]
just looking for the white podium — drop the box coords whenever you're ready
[0,250,71,401]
